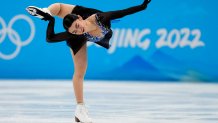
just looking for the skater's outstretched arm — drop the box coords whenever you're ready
[98,0,151,21]
[46,17,71,42]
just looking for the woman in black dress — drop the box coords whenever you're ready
[26,1,151,122]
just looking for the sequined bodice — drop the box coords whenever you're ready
[84,14,110,42]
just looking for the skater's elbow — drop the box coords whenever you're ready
[46,36,55,43]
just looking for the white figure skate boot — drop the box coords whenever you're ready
[75,104,93,123]
[26,6,52,20]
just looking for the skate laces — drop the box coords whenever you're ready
[77,104,90,118]
[41,8,52,16]
[81,105,89,114]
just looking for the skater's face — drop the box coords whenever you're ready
[68,15,85,35]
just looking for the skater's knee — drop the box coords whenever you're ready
[73,72,86,81]
[48,3,61,16]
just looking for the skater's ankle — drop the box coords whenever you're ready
[77,102,85,105]
[42,8,52,16]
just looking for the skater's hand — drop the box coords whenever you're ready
[141,0,151,9]
[42,13,54,21]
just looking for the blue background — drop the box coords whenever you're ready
[0,0,218,82]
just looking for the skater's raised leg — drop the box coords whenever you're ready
[26,3,76,20]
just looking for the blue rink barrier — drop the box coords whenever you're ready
[0,0,218,82]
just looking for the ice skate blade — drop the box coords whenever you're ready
[26,6,44,19]
[75,116,92,123]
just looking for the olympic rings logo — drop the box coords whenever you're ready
[0,14,35,60]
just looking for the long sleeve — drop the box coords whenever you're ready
[46,18,71,43]
[98,0,151,22]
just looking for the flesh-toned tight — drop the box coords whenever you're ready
[48,3,86,104]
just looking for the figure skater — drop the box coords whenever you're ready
[26,0,151,122]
